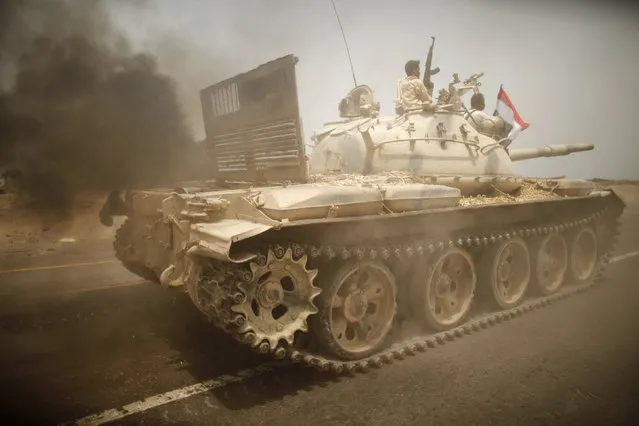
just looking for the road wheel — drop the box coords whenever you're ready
[312,260,397,360]
[568,227,599,285]
[480,237,531,309]
[532,233,568,295]
[410,248,476,332]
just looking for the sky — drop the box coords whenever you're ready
[107,0,639,180]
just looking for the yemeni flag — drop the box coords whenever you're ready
[493,86,530,140]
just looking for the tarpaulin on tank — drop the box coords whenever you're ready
[256,183,462,221]
[257,184,384,221]
[379,184,461,212]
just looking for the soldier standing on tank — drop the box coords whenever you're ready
[395,60,432,114]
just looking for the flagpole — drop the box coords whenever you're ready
[493,84,503,116]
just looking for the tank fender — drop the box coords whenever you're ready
[599,187,628,209]
[186,219,273,263]
[159,219,272,287]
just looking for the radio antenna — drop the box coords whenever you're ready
[330,0,358,88]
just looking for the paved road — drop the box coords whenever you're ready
[1,188,638,425]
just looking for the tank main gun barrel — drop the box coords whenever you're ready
[508,144,594,162]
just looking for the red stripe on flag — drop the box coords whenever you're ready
[497,87,530,130]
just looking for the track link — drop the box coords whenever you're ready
[198,197,624,375]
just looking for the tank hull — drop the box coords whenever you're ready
[104,177,625,372]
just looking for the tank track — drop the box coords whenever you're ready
[196,199,623,375]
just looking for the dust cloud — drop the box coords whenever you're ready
[0,0,193,215]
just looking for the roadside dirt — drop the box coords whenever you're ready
[0,191,121,255]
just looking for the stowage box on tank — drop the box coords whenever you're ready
[99,52,625,372]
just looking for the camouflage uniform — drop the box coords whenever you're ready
[396,76,432,111]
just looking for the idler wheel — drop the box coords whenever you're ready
[312,260,397,360]
[410,247,476,331]
[480,237,531,309]
[532,233,568,295]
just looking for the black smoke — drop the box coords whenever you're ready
[0,0,194,214]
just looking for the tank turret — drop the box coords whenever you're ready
[508,144,594,162]
[308,70,595,196]
[308,67,599,198]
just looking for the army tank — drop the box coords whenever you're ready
[99,53,625,373]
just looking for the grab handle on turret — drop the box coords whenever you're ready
[508,144,594,162]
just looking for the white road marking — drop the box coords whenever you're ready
[58,249,639,425]
[0,259,116,275]
[59,363,281,426]
[610,250,639,264]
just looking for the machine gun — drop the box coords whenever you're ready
[442,72,484,110]
[463,73,484,87]
[423,36,440,96]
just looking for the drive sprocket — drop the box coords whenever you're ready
[231,246,321,353]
